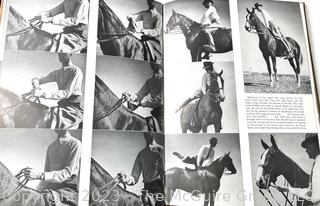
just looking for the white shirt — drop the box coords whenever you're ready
[200,5,222,26]
[197,144,215,167]
[289,155,320,205]
[256,9,273,28]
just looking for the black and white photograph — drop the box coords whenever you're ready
[0,50,86,129]
[164,0,233,63]
[94,55,163,133]
[165,61,238,134]
[0,129,82,206]
[97,0,163,65]
[90,130,165,206]
[5,0,89,53]
[249,133,320,206]
[165,133,243,206]
[239,0,312,93]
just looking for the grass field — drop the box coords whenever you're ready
[244,72,312,94]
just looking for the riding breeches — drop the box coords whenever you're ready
[268,21,292,53]
[142,179,165,206]
[191,89,204,99]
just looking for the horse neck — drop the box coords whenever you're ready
[206,157,225,179]
[275,151,309,187]
[252,16,273,42]
[177,14,195,36]
[8,7,29,33]
[0,162,19,197]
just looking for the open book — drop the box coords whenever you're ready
[0,0,319,206]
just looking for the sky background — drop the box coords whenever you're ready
[91,130,164,195]
[96,55,158,117]
[238,0,310,75]
[0,129,82,189]
[165,133,244,206]
[0,50,86,106]
[249,133,314,206]
[164,0,233,63]
[165,61,239,134]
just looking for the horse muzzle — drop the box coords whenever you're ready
[245,25,250,32]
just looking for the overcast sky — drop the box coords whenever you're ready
[0,129,82,189]
[238,0,310,75]
[91,130,164,195]
[249,133,314,206]
[166,133,244,206]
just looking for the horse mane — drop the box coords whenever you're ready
[0,161,19,196]
[98,0,128,34]
[8,6,29,29]
[0,87,22,106]
[250,11,268,30]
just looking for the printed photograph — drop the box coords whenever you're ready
[5,0,89,53]
[97,0,163,65]
[165,61,238,134]
[0,129,82,206]
[90,130,165,206]
[165,133,243,206]
[249,133,319,206]
[238,0,312,93]
[164,0,233,63]
[94,55,163,133]
[0,50,86,129]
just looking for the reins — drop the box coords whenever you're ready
[6,17,42,38]
[97,32,133,43]
[99,174,126,201]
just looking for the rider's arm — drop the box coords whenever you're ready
[128,11,144,22]
[201,73,208,94]
[38,70,59,85]
[143,13,162,37]
[48,2,65,17]
[52,0,89,26]
[44,68,83,99]
[127,152,143,186]
[44,139,81,183]
[135,80,150,102]
[197,145,206,167]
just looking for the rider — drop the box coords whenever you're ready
[126,0,162,63]
[254,2,294,59]
[31,53,83,129]
[24,129,81,206]
[126,63,164,132]
[173,137,217,170]
[38,0,89,53]
[200,0,224,53]
[119,132,165,206]
[275,133,320,205]
[175,61,224,113]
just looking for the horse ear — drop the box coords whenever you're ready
[246,8,250,13]
[227,152,230,156]
[270,135,279,150]
[219,70,223,75]
[252,7,255,13]
[172,9,176,14]
[261,139,269,150]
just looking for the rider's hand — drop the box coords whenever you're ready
[117,172,129,183]
[24,168,44,180]
[38,11,50,18]
[32,78,40,89]
[32,88,45,98]
[40,15,53,24]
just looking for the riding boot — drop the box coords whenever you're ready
[174,98,192,113]
[203,31,217,53]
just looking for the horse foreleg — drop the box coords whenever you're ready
[214,121,221,133]
[209,191,215,206]
[263,54,273,87]
[271,56,278,82]
[288,58,300,87]
[191,50,198,62]
[204,193,210,206]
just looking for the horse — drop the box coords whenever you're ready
[166,10,233,62]
[97,0,162,64]
[245,8,303,87]
[0,161,46,206]
[180,71,224,133]
[165,152,237,206]
[90,158,143,206]
[0,87,51,128]
[6,6,54,51]
[93,76,159,132]
[256,135,312,206]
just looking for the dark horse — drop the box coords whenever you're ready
[0,161,46,205]
[98,0,161,64]
[180,71,224,133]
[0,87,51,128]
[166,10,232,62]
[256,135,312,206]
[90,158,143,206]
[165,153,237,206]
[93,76,158,132]
[6,6,55,51]
[245,8,303,87]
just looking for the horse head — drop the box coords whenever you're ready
[166,10,195,34]
[245,7,265,33]
[166,10,179,33]
[222,152,237,174]
[256,135,282,189]
[209,70,225,102]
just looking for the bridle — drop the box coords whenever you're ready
[0,168,30,201]
[6,17,43,38]
[93,93,129,122]
[207,75,224,103]
[245,13,265,35]
[97,32,134,43]
[98,174,127,201]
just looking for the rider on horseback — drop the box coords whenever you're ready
[175,61,224,113]
[31,53,83,129]
[254,2,294,59]
[125,64,164,132]
[201,0,224,53]
[38,0,89,53]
